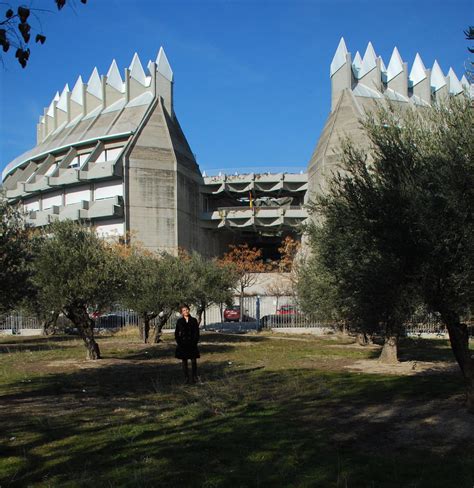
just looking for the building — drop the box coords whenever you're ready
[2,41,470,258]
[307,38,471,200]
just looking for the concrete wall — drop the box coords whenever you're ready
[126,97,209,254]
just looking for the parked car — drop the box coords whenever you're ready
[276,305,300,316]
[223,305,251,322]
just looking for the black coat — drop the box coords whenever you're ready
[175,316,200,359]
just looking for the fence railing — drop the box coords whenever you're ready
[2,297,473,337]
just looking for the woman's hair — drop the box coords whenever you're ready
[179,304,190,312]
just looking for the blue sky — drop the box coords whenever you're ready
[0,0,471,176]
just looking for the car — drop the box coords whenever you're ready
[223,305,251,322]
[276,305,300,316]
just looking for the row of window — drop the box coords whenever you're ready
[23,181,123,212]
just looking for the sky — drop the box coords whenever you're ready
[0,0,471,176]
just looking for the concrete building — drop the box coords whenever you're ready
[1,48,307,259]
[307,38,471,199]
[2,41,470,258]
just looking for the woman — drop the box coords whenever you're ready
[175,304,200,383]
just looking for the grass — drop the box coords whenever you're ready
[0,331,473,487]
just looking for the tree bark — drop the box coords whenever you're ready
[239,286,244,323]
[357,332,369,346]
[379,334,398,364]
[140,313,152,344]
[196,303,205,326]
[440,310,474,413]
[64,304,101,360]
[42,311,59,335]
[153,313,170,343]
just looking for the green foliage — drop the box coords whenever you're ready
[187,252,238,317]
[121,249,191,319]
[302,103,424,336]
[0,193,32,314]
[32,220,125,314]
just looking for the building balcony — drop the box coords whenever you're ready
[25,175,51,193]
[79,161,121,181]
[49,168,82,187]
[202,172,308,195]
[200,205,307,230]
[58,201,90,221]
[87,196,124,220]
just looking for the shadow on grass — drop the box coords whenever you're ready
[199,332,268,343]
[0,334,472,488]
[0,334,80,350]
[399,338,455,362]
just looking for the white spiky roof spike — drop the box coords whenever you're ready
[156,46,173,82]
[57,84,70,112]
[359,41,377,78]
[447,68,463,95]
[431,60,447,91]
[87,67,103,99]
[129,53,147,85]
[46,91,60,117]
[386,47,404,82]
[71,76,84,105]
[461,74,470,90]
[352,51,362,77]
[380,57,387,73]
[106,59,124,92]
[409,53,427,86]
[330,37,348,76]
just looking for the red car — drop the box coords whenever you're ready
[223,305,250,322]
[276,305,300,316]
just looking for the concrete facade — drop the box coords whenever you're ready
[1,48,307,258]
[307,38,470,202]
[2,41,469,257]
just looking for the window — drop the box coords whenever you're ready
[94,181,123,200]
[95,147,123,163]
[68,153,90,169]
[65,186,91,205]
[42,191,63,209]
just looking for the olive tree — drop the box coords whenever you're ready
[302,95,474,409]
[187,252,237,325]
[32,220,125,359]
[0,193,32,314]
[122,249,194,343]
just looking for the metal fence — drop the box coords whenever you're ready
[1,296,472,337]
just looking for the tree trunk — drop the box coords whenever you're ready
[440,310,474,413]
[141,313,151,344]
[64,304,101,360]
[196,303,205,326]
[379,334,398,364]
[42,311,59,335]
[357,332,369,346]
[153,313,169,343]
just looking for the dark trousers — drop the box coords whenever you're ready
[182,359,198,382]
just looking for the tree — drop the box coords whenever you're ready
[278,236,300,272]
[32,220,125,359]
[121,248,194,343]
[121,247,203,343]
[407,96,474,411]
[219,244,266,322]
[303,95,474,409]
[0,192,32,313]
[0,1,87,68]
[187,252,237,326]
[465,26,474,83]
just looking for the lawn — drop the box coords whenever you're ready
[0,331,473,487]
